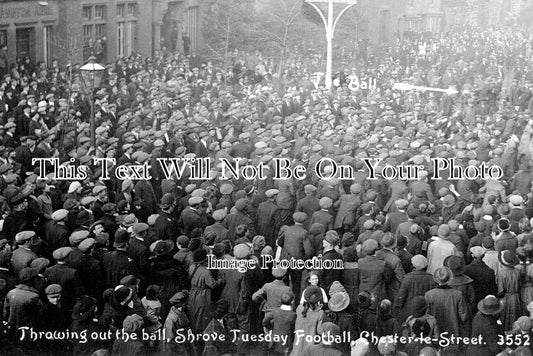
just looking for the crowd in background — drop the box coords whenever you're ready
[2,25,533,356]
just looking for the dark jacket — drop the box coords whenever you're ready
[126,238,151,280]
[102,250,133,289]
[42,263,85,311]
[464,259,498,309]
[468,312,504,356]
[154,211,179,242]
[425,286,468,337]
[263,307,297,355]
[396,270,435,323]
[317,249,343,293]
[4,284,43,329]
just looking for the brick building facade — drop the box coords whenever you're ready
[0,0,206,66]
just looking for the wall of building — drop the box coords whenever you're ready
[0,0,205,69]
[0,0,59,65]
[361,0,406,44]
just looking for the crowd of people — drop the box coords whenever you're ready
[2,25,533,356]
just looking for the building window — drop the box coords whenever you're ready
[408,0,414,6]
[0,30,6,47]
[82,6,92,20]
[186,6,199,53]
[117,22,124,57]
[117,4,125,17]
[95,24,105,38]
[83,25,93,42]
[44,25,53,65]
[126,21,137,54]
[127,3,137,16]
[16,27,35,61]
[95,5,105,19]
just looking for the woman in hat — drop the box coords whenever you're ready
[148,240,182,319]
[518,244,533,313]
[290,285,325,356]
[376,299,400,337]
[498,250,522,331]
[71,295,108,355]
[468,295,504,356]
[326,290,356,355]
[158,290,194,356]
[188,248,224,334]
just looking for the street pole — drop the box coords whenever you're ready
[326,0,333,90]
[306,0,357,90]
[89,89,95,148]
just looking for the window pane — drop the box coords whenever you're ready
[83,25,93,42]
[127,3,137,16]
[96,24,105,38]
[82,6,92,20]
[95,5,105,19]
[117,4,125,17]
[117,22,124,57]
[16,28,35,62]
[0,30,6,47]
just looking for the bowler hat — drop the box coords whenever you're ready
[114,230,129,248]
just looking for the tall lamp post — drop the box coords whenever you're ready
[80,56,105,148]
[305,0,357,90]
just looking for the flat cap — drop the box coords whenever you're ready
[212,209,227,221]
[265,189,279,198]
[51,209,68,221]
[69,230,90,245]
[92,185,107,195]
[188,196,204,206]
[53,247,73,260]
[234,198,247,211]
[15,231,36,243]
[79,238,95,252]
[293,212,307,223]
[45,284,62,297]
[132,222,149,234]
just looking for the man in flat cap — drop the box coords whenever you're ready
[204,209,229,243]
[179,196,208,238]
[43,247,85,312]
[4,267,43,335]
[134,170,158,222]
[3,190,30,242]
[278,212,314,300]
[154,193,179,242]
[295,184,321,230]
[317,230,344,292]
[382,199,409,234]
[11,231,37,276]
[92,185,108,220]
[224,198,256,244]
[127,223,151,283]
[256,189,280,248]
